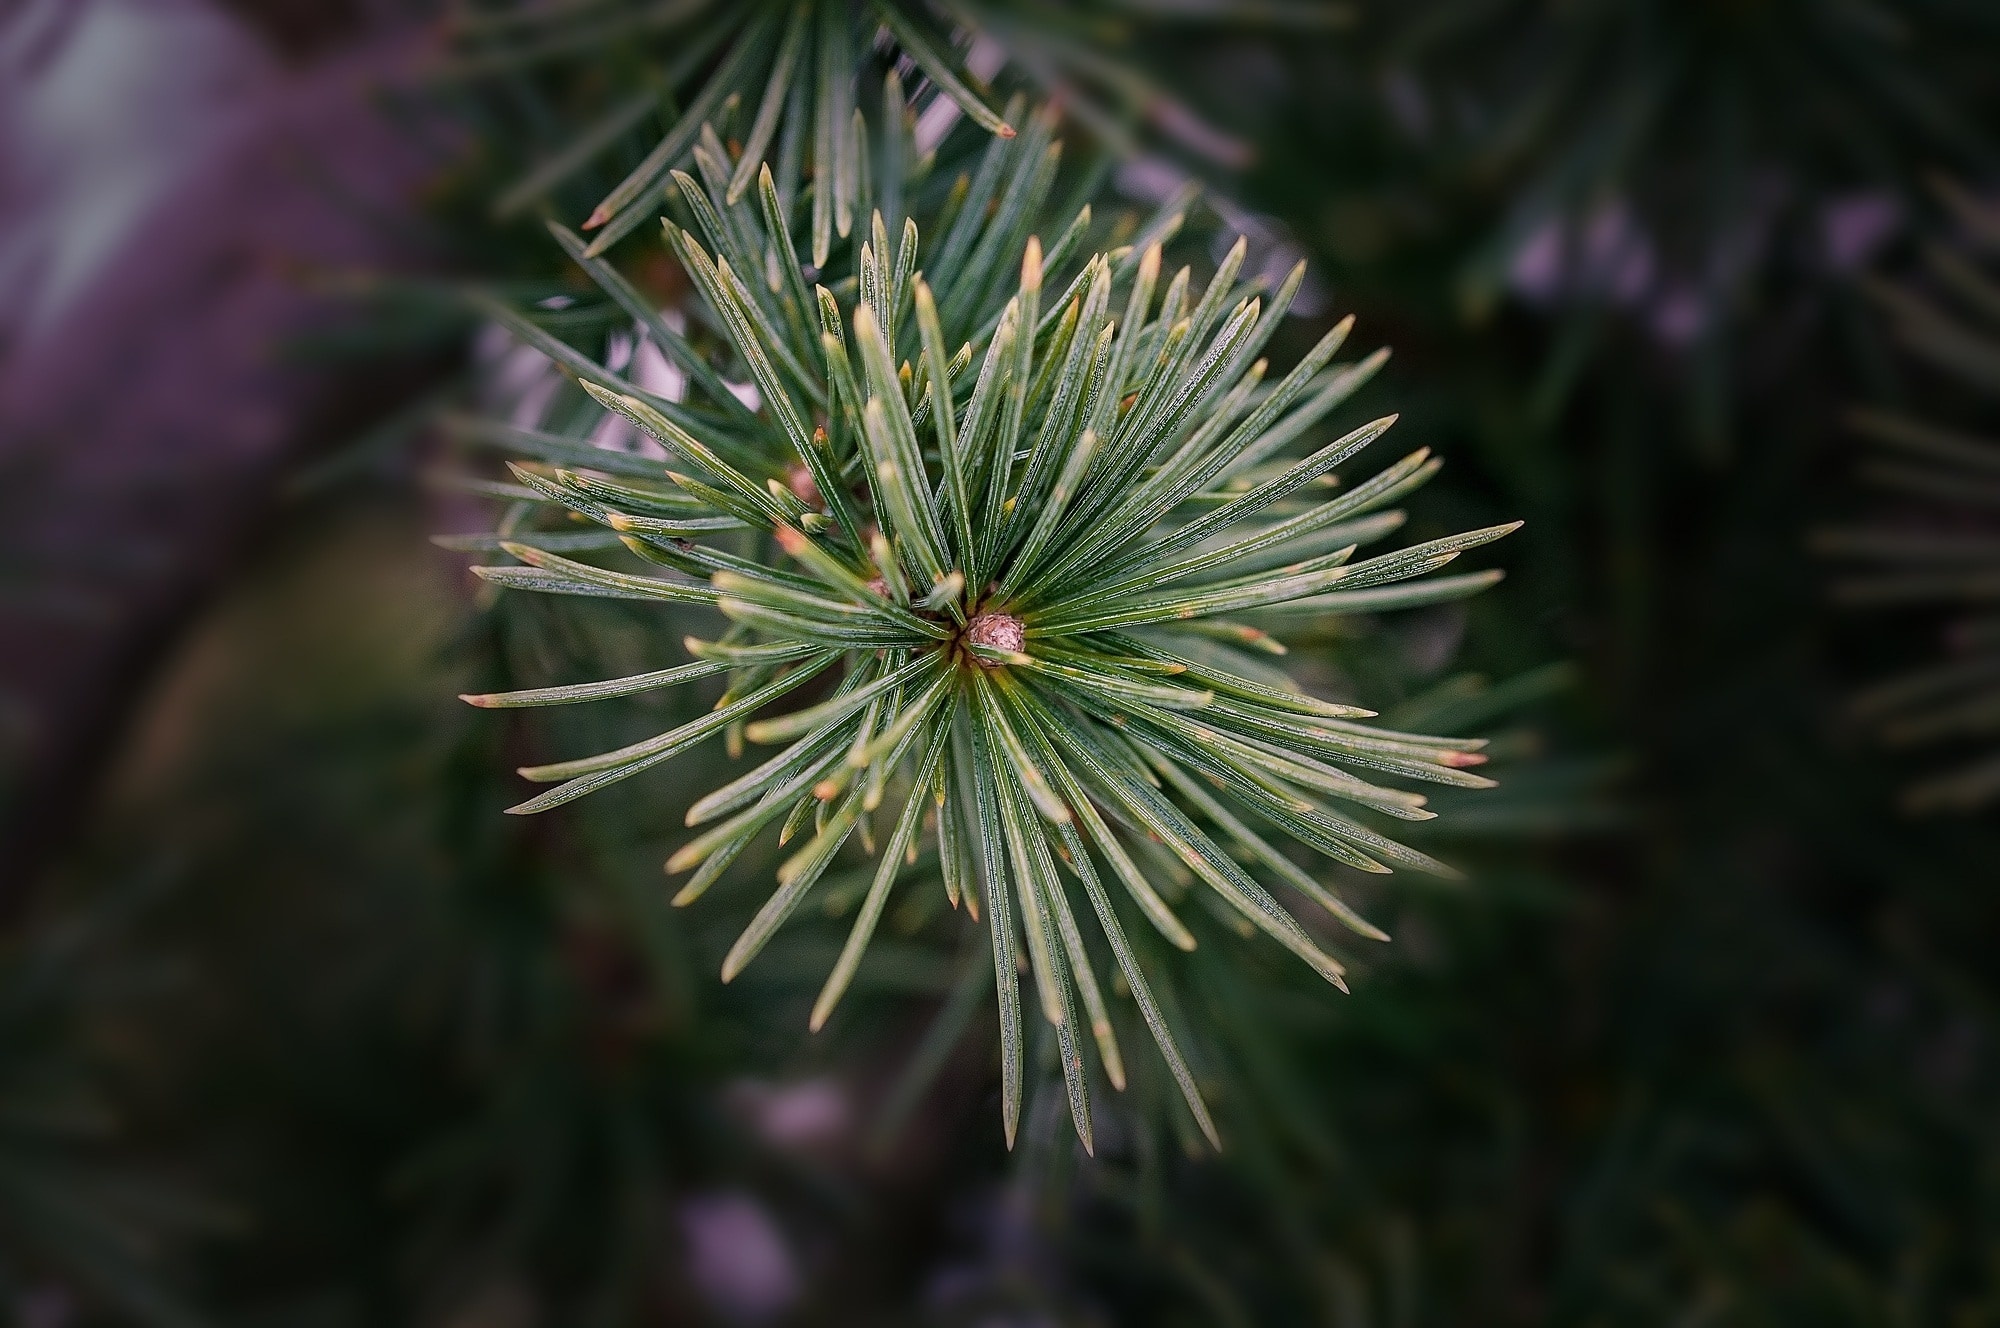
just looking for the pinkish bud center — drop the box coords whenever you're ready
[965,612,1025,661]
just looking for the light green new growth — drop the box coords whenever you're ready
[448,6,1517,1149]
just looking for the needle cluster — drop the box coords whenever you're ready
[451,103,1517,1149]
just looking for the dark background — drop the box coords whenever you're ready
[3,1,1998,1323]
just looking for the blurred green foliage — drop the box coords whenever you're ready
[13,1,2000,1324]
[1821,181,2000,815]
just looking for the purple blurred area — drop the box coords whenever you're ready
[0,0,448,891]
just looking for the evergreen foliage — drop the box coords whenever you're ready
[0,891,209,1328]
[17,0,2000,1323]
[453,77,1517,1143]
[1821,181,2000,812]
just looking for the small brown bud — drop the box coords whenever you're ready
[965,612,1025,661]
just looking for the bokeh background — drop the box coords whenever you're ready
[4,0,2000,1323]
